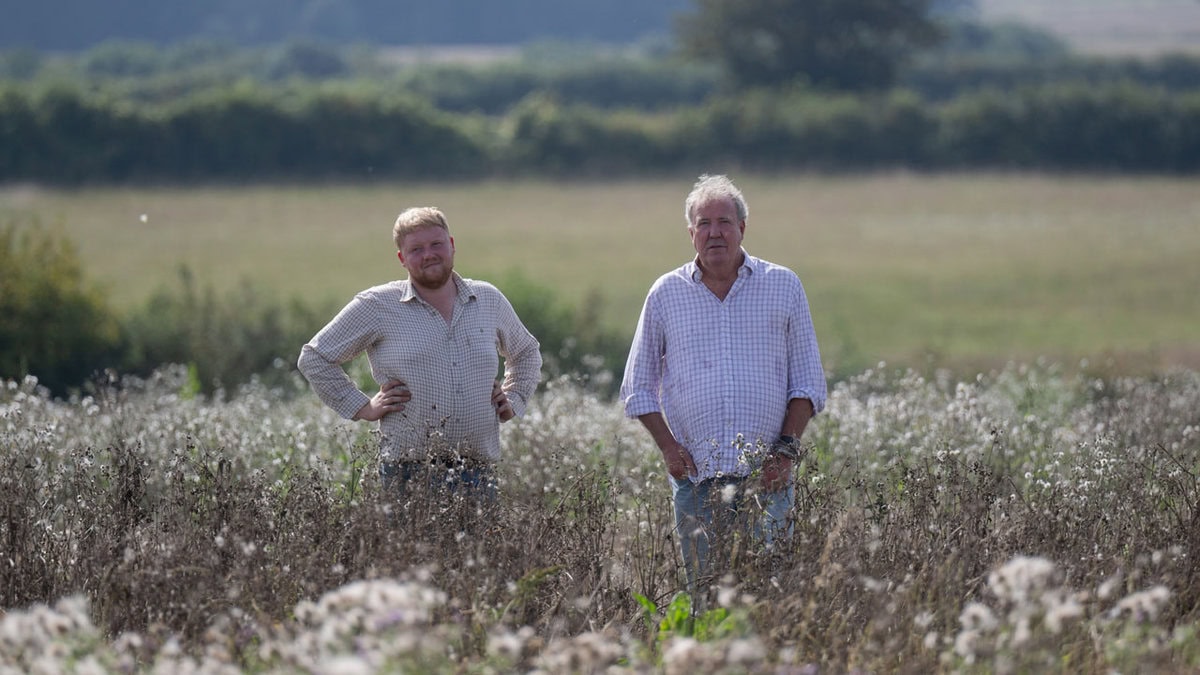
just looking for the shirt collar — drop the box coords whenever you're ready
[398,272,474,303]
[687,248,756,282]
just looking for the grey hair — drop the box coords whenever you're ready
[684,174,749,226]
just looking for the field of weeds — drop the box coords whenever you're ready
[3,361,1200,673]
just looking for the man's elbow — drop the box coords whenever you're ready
[296,344,321,381]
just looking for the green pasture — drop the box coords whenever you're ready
[3,172,1198,376]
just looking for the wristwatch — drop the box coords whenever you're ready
[768,434,802,461]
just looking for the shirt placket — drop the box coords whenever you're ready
[720,273,750,475]
[444,297,467,438]
[718,294,735,474]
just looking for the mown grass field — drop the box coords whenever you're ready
[4,172,1198,378]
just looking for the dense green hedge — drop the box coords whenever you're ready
[0,85,491,182]
[3,82,1198,183]
[936,83,1200,171]
[905,53,1200,102]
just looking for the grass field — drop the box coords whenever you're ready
[3,172,1199,377]
[978,0,1200,56]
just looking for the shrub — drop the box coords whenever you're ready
[0,219,123,395]
[121,266,332,394]
[492,268,628,392]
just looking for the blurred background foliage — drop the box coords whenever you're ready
[1,3,1198,184]
[0,219,630,397]
[2,0,1199,395]
[0,221,124,394]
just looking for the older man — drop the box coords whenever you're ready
[620,175,827,589]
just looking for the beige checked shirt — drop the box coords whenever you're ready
[298,273,542,462]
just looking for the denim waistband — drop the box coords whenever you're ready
[385,454,491,472]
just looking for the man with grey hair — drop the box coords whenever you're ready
[620,174,827,590]
[299,206,542,497]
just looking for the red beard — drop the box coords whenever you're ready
[411,260,453,289]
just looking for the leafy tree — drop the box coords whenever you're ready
[265,40,349,80]
[81,40,163,78]
[675,0,945,91]
[0,48,44,80]
[931,19,1069,62]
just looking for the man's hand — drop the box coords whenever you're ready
[492,380,515,422]
[761,453,792,492]
[662,440,698,481]
[636,413,697,480]
[354,379,411,421]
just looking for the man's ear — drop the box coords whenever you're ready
[397,250,405,263]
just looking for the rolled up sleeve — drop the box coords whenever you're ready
[297,295,378,419]
[620,293,665,418]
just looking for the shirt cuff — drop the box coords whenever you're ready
[332,390,372,420]
[788,390,825,415]
[622,392,662,419]
[507,391,529,418]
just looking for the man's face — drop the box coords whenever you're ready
[688,198,744,272]
[398,226,455,290]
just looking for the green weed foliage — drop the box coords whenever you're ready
[635,590,751,654]
[119,265,336,395]
[2,361,1199,672]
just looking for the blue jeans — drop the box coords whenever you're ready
[670,474,794,590]
[380,460,497,502]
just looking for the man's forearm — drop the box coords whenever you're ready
[297,345,369,419]
[501,364,541,418]
[636,412,677,451]
[781,397,815,440]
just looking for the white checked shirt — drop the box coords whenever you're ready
[298,273,542,462]
[620,250,826,482]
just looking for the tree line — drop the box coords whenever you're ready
[2,79,1198,185]
[4,4,1200,185]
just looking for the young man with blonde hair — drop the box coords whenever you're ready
[299,206,542,495]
